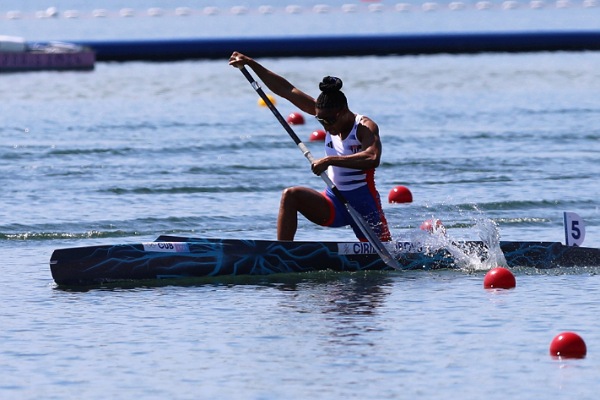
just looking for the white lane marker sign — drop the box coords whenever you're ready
[564,212,585,247]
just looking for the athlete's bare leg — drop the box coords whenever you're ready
[277,186,331,240]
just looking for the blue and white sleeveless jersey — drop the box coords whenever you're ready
[324,114,373,191]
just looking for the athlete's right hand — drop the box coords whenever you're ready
[311,157,330,176]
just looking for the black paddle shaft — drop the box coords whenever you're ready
[239,67,303,145]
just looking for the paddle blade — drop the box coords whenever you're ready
[345,204,401,270]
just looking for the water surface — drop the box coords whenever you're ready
[1,3,600,398]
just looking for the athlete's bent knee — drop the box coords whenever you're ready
[280,187,300,207]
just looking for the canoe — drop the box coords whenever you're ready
[49,235,600,286]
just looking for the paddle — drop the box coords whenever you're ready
[238,66,401,271]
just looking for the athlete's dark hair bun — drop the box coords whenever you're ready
[316,76,347,109]
[319,76,343,93]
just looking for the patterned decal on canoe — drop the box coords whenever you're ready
[143,242,190,253]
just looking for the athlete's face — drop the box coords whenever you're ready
[315,109,342,134]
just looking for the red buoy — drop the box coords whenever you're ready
[286,112,305,125]
[388,186,413,203]
[550,332,587,359]
[420,219,443,233]
[309,129,326,141]
[483,267,516,289]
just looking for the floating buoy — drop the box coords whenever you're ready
[420,218,445,233]
[501,1,519,9]
[449,1,467,10]
[483,267,516,289]
[63,10,80,18]
[396,3,412,11]
[530,0,545,9]
[6,11,23,19]
[422,2,439,11]
[286,112,305,125]
[368,4,385,12]
[231,6,249,15]
[147,7,164,17]
[119,8,135,17]
[92,9,108,17]
[257,94,276,107]
[46,7,59,17]
[310,129,326,141]
[258,5,274,14]
[313,5,331,13]
[388,186,413,203]
[286,5,302,14]
[550,332,587,359]
[175,7,192,16]
[204,7,219,15]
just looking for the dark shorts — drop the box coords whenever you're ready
[320,186,391,242]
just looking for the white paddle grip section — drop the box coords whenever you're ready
[297,142,315,163]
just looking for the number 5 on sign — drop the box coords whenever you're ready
[564,212,586,247]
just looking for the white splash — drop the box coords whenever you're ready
[401,214,507,271]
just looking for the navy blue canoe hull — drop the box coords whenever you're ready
[49,235,600,286]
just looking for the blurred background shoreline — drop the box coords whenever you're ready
[2,1,600,42]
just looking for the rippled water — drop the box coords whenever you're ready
[2,2,600,399]
[3,53,599,244]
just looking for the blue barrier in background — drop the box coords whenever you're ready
[74,31,600,61]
